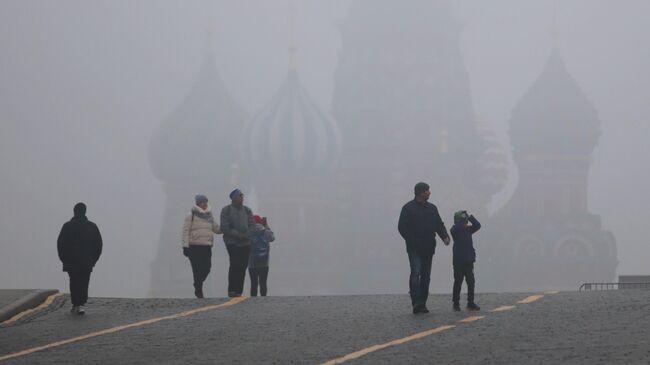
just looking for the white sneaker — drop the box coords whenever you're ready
[77,306,85,315]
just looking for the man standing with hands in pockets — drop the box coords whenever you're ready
[220,189,255,298]
[57,202,102,315]
[398,182,450,314]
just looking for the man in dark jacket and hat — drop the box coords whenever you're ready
[57,202,103,315]
[450,210,481,311]
[398,182,450,314]
[220,189,255,297]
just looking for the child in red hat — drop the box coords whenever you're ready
[248,215,275,296]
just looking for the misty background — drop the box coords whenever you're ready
[1,0,648,297]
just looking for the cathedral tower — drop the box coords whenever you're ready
[149,45,245,297]
[331,0,495,292]
[483,49,617,291]
[241,57,342,294]
[239,2,343,294]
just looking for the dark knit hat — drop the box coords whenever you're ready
[414,182,430,195]
[195,194,208,205]
[229,189,243,199]
[73,202,86,216]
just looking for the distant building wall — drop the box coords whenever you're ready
[619,275,650,290]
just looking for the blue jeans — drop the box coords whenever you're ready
[408,250,434,306]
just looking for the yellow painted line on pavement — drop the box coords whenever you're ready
[0,297,247,363]
[319,325,456,365]
[517,295,544,304]
[1,293,64,325]
[458,315,484,323]
[490,305,515,312]
[320,291,555,364]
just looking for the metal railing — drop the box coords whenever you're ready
[579,282,650,291]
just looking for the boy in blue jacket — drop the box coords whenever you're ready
[450,210,481,311]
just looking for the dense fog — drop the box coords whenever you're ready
[1,0,648,297]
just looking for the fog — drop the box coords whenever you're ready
[1,0,648,297]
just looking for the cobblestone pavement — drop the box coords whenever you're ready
[0,291,34,309]
[0,290,649,364]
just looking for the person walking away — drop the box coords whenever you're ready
[398,182,450,314]
[450,210,482,311]
[220,189,255,297]
[57,202,102,315]
[182,194,221,298]
[248,215,275,297]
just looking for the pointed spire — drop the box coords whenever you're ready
[203,28,214,60]
[288,0,298,70]
[203,0,218,61]
[550,0,560,52]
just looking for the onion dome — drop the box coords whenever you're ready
[241,69,342,176]
[149,48,245,186]
[509,49,600,160]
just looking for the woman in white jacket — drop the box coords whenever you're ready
[182,194,221,298]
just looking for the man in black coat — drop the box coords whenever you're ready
[398,182,450,314]
[57,202,102,315]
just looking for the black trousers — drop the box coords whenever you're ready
[248,267,269,297]
[453,262,475,305]
[226,245,250,295]
[188,246,212,290]
[68,271,91,307]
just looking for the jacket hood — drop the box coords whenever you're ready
[192,205,212,214]
[73,202,86,217]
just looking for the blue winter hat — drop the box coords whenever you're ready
[195,194,208,205]
[229,189,243,199]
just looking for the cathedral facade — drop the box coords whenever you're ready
[150,1,615,297]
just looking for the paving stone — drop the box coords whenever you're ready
[0,290,34,310]
[0,291,648,364]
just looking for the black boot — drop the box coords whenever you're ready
[194,283,204,299]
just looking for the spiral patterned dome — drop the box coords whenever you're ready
[241,69,342,176]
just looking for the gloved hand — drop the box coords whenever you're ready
[183,247,189,257]
[443,236,450,246]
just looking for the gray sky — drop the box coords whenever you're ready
[0,0,648,297]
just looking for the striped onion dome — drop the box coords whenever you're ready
[241,69,342,176]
